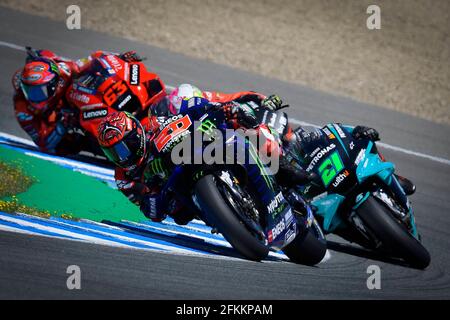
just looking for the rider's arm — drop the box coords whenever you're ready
[115,168,151,206]
[115,162,168,221]
[341,124,379,141]
[13,94,65,153]
[203,90,266,104]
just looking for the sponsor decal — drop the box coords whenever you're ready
[82,108,108,120]
[266,191,285,215]
[117,95,132,110]
[129,64,140,85]
[81,103,104,110]
[333,124,347,138]
[106,55,123,70]
[23,74,42,82]
[349,141,355,150]
[31,65,45,72]
[124,62,129,81]
[270,219,286,241]
[284,209,294,226]
[75,84,96,95]
[309,147,321,158]
[284,224,296,244]
[355,148,366,165]
[268,230,273,242]
[154,115,192,153]
[69,92,90,104]
[332,169,350,188]
[58,62,71,76]
[306,143,336,172]
[306,206,314,227]
[323,127,335,139]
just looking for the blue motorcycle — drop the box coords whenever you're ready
[153,98,327,264]
[289,123,430,269]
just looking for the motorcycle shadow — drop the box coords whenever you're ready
[326,240,412,268]
[105,220,284,262]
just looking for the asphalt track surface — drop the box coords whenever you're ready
[0,7,449,299]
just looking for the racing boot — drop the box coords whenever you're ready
[395,174,416,196]
[169,202,197,225]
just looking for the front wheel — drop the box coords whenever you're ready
[357,196,430,269]
[194,174,269,261]
[282,220,327,266]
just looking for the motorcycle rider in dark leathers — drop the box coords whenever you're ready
[97,84,415,223]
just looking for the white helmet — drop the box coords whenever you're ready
[168,83,203,114]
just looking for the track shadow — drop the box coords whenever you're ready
[104,220,283,262]
[326,240,413,268]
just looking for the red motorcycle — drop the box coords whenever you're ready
[65,53,165,156]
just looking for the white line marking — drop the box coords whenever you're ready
[0,212,269,263]
[23,151,114,176]
[0,132,36,147]
[1,39,448,166]
[0,214,138,248]
[0,213,199,254]
[0,40,27,52]
[289,119,450,166]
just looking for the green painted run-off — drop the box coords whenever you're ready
[0,145,143,222]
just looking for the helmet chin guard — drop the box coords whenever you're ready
[98,112,147,171]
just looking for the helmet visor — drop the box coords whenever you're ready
[20,77,57,103]
[101,127,145,169]
[21,83,49,103]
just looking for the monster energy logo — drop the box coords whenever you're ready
[147,158,166,177]
[197,120,216,136]
[170,121,280,175]
[51,63,60,74]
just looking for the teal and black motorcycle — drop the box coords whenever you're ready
[289,123,430,269]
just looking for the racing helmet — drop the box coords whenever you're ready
[97,112,147,171]
[168,83,203,114]
[20,59,62,113]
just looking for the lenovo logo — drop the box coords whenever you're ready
[130,64,140,85]
[82,108,108,120]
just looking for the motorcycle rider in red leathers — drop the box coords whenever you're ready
[12,47,144,155]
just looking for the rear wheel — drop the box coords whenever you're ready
[357,196,430,269]
[282,220,327,265]
[194,174,269,261]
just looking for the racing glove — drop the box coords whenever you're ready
[352,126,380,142]
[261,94,283,111]
[57,108,78,134]
[119,50,144,62]
[140,193,167,222]
[278,157,318,186]
[223,101,259,129]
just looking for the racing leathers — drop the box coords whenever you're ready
[13,48,143,155]
[117,92,310,223]
[285,124,416,195]
[12,49,89,154]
